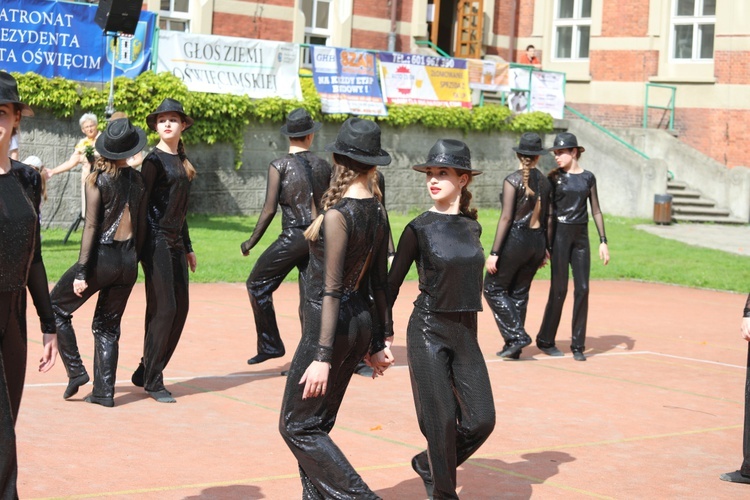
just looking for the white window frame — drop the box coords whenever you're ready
[670,0,715,62]
[160,0,191,33]
[301,0,332,68]
[552,0,592,61]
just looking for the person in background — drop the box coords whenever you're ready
[131,98,197,403]
[720,293,750,485]
[50,118,147,408]
[241,108,332,366]
[388,139,495,499]
[484,133,552,360]
[519,44,542,69]
[536,132,610,361]
[0,70,58,499]
[278,118,394,498]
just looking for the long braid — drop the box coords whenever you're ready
[87,156,119,187]
[459,176,478,220]
[517,153,536,196]
[304,159,359,241]
[177,139,196,181]
[369,168,383,203]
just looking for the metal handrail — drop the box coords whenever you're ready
[643,83,676,130]
[565,105,650,160]
[414,40,451,58]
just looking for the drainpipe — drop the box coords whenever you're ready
[387,0,399,52]
[508,0,518,61]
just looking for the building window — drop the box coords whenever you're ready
[671,0,715,60]
[553,0,591,60]
[301,0,332,67]
[160,0,190,32]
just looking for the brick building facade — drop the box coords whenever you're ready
[145,0,749,168]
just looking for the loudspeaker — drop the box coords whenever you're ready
[94,0,142,35]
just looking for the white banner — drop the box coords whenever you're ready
[529,71,566,119]
[157,31,302,99]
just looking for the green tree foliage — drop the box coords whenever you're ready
[13,71,554,168]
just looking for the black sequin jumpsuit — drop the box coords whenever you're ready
[741,294,750,477]
[244,152,332,359]
[51,167,145,400]
[536,169,606,354]
[389,211,496,500]
[0,161,56,499]
[138,149,193,393]
[483,168,552,352]
[279,197,389,499]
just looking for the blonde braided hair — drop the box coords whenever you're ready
[517,153,538,197]
[458,174,478,220]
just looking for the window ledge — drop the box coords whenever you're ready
[649,76,717,84]
[565,74,592,83]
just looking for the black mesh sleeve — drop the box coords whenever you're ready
[368,216,391,354]
[241,165,280,254]
[589,176,607,243]
[27,261,56,333]
[182,220,193,254]
[75,180,102,281]
[490,180,517,255]
[315,209,349,363]
[387,225,419,309]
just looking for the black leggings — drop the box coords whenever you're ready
[483,225,546,348]
[536,223,590,353]
[0,290,26,499]
[140,235,189,392]
[246,227,308,357]
[51,239,137,399]
[279,293,379,499]
[408,309,496,500]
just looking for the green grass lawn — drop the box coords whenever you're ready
[41,210,749,293]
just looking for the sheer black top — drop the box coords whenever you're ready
[307,197,390,362]
[0,160,55,333]
[243,152,332,252]
[142,149,193,252]
[549,169,606,240]
[75,167,145,280]
[490,168,553,255]
[388,211,484,317]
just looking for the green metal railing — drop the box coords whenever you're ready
[414,40,450,58]
[565,105,650,160]
[643,83,676,130]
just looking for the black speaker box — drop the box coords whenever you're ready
[94,0,142,35]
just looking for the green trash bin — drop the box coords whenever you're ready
[653,194,673,225]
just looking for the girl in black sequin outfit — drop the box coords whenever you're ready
[50,118,147,408]
[389,139,496,499]
[536,133,610,361]
[484,133,552,360]
[0,71,58,499]
[131,99,197,403]
[279,118,394,499]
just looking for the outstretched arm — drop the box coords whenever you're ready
[241,165,281,255]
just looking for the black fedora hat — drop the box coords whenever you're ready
[413,139,482,176]
[325,118,391,166]
[547,132,585,153]
[146,98,194,131]
[280,108,322,137]
[0,72,33,117]
[95,118,148,160]
[512,132,547,156]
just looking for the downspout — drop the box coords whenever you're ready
[387,0,399,52]
[508,0,518,62]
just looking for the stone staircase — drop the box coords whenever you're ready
[667,179,747,224]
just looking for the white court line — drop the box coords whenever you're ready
[24,350,745,389]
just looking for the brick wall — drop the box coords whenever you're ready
[515,0,536,38]
[212,12,292,41]
[567,103,750,167]
[600,0,649,37]
[589,50,659,81]
[353,1,391,19]
[714,50,750,84]
[351,29,409,52]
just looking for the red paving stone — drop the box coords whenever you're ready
[15,280,750,499]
